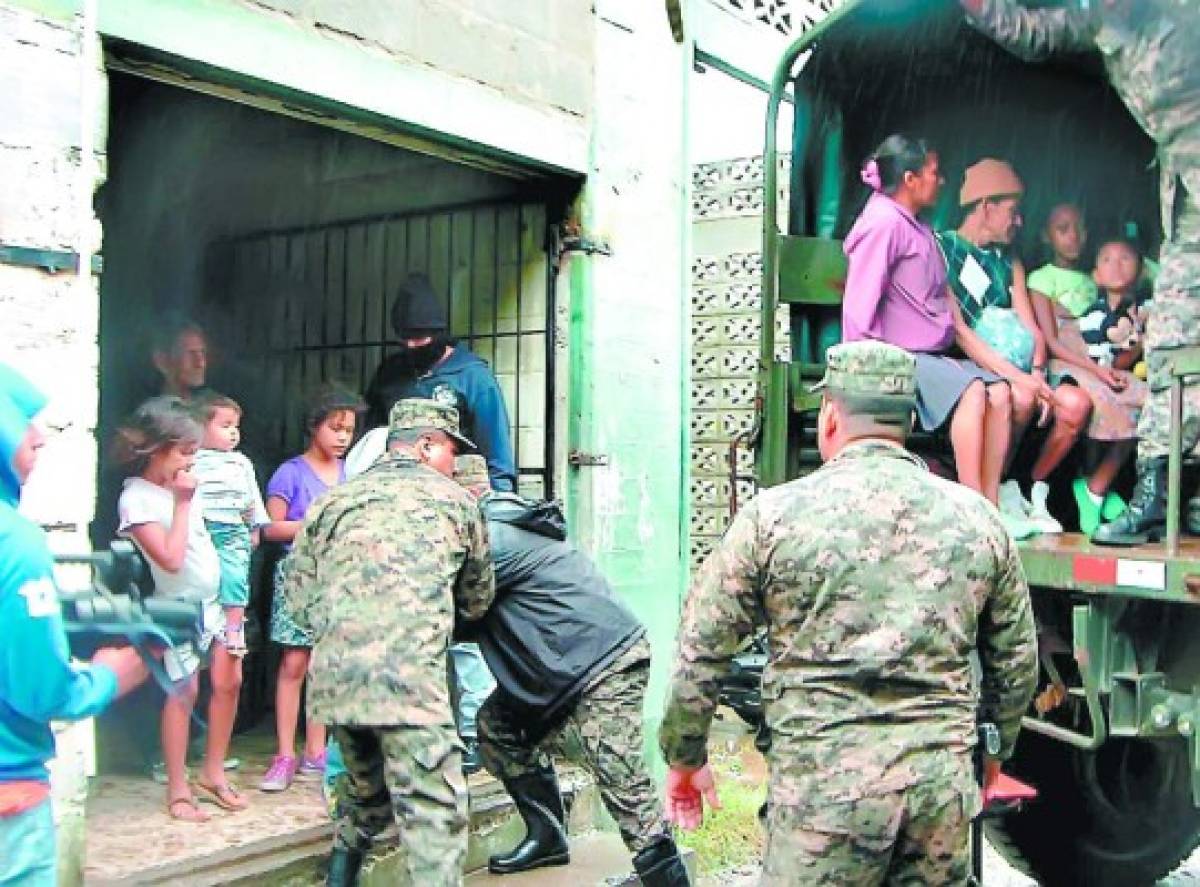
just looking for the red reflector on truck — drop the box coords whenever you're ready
[1074,556,1117,585]
[1072,555,1166,590]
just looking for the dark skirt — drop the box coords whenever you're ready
[914,353,1003,431]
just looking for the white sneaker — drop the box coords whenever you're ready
[999,480,1031,519]
[1000,510,1038,541]
[1027,480,1064,534]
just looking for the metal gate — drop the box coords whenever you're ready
[207,200,555,498]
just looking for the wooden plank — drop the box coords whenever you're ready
[362,222,386,389]
[472,207,497,340]
[323,227,346,388]
[383,218,408,361]
[302,230,326,430]
[429,211,452,328]
[496,205,520,336]
[408,215,429,278]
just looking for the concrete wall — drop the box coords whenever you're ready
[248,0,593,119]
[0,3,104,883]
[565,0,689,765]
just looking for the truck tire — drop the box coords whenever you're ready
[986,730,1200,886]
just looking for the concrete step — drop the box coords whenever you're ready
[465,832,697,887]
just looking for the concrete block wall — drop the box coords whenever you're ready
[0,4,106,885]
[688,154,790,572]
[245,0,593,118]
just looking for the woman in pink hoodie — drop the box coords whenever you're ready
[842,135,1015,519]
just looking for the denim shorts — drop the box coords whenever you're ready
[0,798,56,886]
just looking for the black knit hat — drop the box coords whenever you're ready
[390,273,448,338]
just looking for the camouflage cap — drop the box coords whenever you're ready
[453,454,490,489]
[810,341,917,407]
[388,398,477,452]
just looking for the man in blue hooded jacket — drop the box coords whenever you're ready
[0,364,147,885]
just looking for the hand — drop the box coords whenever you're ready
[664,763,721,831]
[981,758,1002,805]
[169,469,197,503]
[1105,368,1130,392]
[1024,374,1055,427]
[91,647,150,697]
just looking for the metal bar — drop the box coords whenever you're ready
[0,244,102,275]
[515,206,524,478]
[694,47,795,104]
[1020,603,1109,750]
[759,1,859,487]
[543,209,557,499]
[1168,376,1184,554]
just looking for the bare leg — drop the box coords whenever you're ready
[162,674,199,802]
[950,382,986,495]
[982,383,1013,505]
[1005,377,1037,474]
[305,722,327,761]
[202,644,243,785]
[1030,386,1090,481]
[1088,440,1135,496]
[275,647,310,757]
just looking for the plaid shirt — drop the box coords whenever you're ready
[936,230,1013,328]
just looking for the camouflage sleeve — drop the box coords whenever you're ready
[962,0,1096,62]
[977,532,1039,760]
[453,501,495,622]
[659,501,763,768]
[281,516,321,634]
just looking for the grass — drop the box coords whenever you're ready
[676,746,767,875]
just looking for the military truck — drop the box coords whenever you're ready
[741,1,1200,884]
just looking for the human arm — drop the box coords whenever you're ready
[977,534,1039,761]
[262,495,302,543]
[463,372,518,493]
[1010,261,1048,370]
[125,471,196,574]
[840,219,897,342]
[1029,290,1115,381]
[0,535,142,723]
[659,502,763,771]
[453,502,495,622]
[959,0,1096,61]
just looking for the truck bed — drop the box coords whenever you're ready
[1019,532,1200,602]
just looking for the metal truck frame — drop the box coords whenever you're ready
[746,2,1200,883]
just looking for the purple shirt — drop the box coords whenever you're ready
[266,456,345,546]
[842,191,955,353]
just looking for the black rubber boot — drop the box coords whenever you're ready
[488,767,570,874]
[1093,458,1168,546]
[325,847,364,887]
[633,835,691,887]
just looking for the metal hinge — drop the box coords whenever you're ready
[0,243,103,275]
[550,222,612,267]
[568,450,610,468]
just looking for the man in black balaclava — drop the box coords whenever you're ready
[364,274,517,493]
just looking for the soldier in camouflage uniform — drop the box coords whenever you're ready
[453,456,689,886]
[960,0,1200,544]
[284,399,494,887]
[658,341,1039,885]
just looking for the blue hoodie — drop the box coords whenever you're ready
[390,345,518,492]
[0,365,118,784]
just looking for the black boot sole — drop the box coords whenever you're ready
[1092,524,1165,546]
[488,852,570,875]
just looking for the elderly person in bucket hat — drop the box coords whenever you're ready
[660,340,1038,886]
[282,397,493,887]
[936,159,1092,539]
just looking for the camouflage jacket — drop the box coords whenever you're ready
[283,451,494,727]
[964,0,1200,245]
[659,441,1037,808]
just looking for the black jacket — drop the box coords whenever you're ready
[471,494,646,740]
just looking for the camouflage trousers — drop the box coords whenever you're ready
[1138,189,1200,462]
[331,723,469,887]
[476,640,667,853]
[762,778,973,886]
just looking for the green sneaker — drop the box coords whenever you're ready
[1073,478,1103,536]
[1101,491,1128,522]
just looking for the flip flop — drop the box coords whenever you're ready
[194,778,249,812]
[167,795,212,822]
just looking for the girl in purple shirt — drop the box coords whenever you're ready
[842,135,1016,518]
[260,385,361,793]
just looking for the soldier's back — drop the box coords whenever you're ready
[751,440,1011,805]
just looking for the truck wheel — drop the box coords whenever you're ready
[986,730,1200,886]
